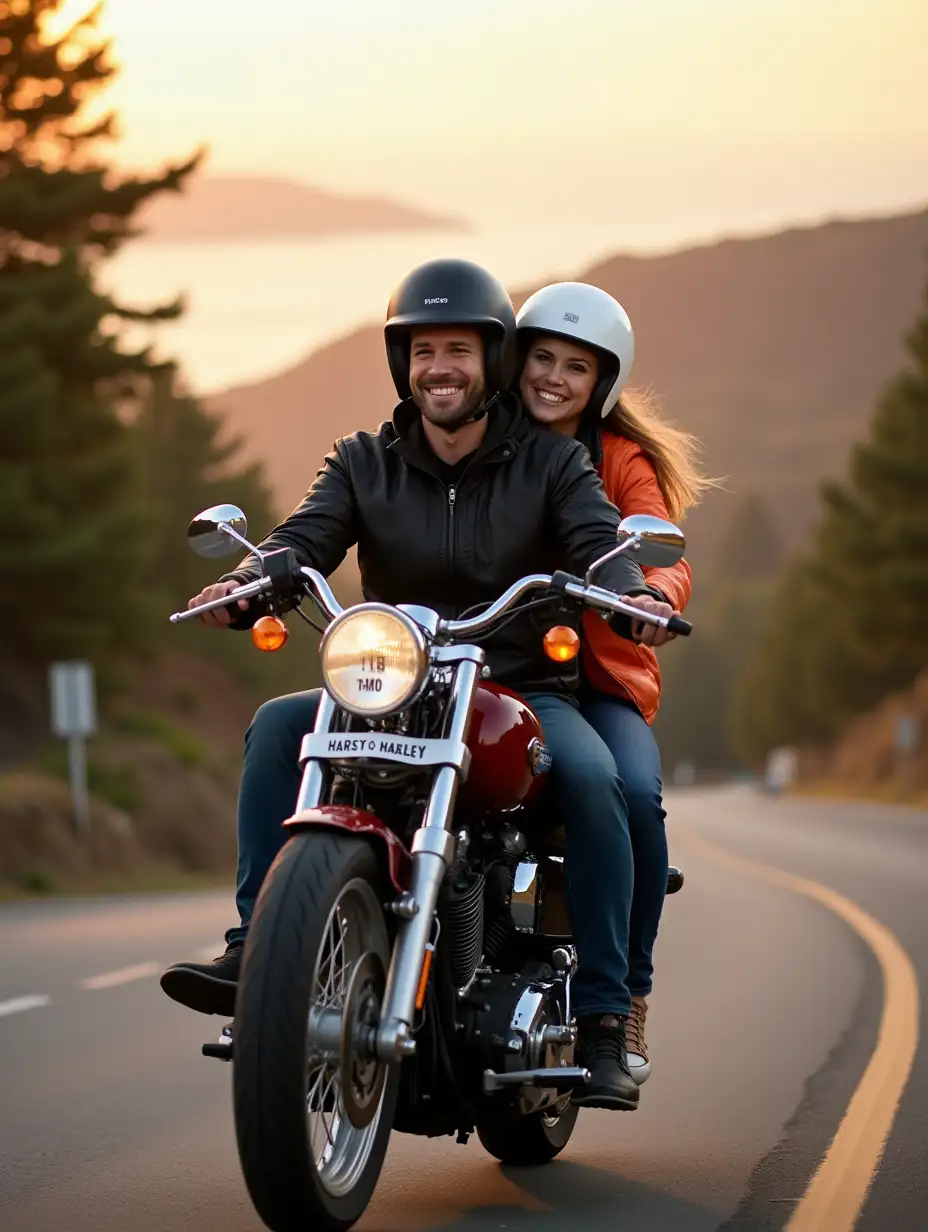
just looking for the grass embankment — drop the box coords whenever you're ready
[0,690,243,900]
[792,780,928,811]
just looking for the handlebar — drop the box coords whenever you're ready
[168,576,274,623]
[437,571,691,637]
[437,574,554,636]
[298,568,343,622]
[554,574,692,636]
[169,566,691,638]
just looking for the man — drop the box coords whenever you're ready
[160,258,675,1110]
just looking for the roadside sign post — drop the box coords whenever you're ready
[49,661,97,837]
[895,714,919,756]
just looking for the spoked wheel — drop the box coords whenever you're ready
[233,833,399,1232]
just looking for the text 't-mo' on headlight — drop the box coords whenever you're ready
[320,604,429,717]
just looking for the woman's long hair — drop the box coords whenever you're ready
[602,386,721,523]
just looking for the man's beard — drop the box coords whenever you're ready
[415,380,487,433]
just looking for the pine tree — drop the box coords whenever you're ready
[0,0,200,664]
[134,373,278,613]
[729,556,852,761]
[1,1,199,262]
[133,374,321,699]
[731,264,928,760]
[817,273,928,684]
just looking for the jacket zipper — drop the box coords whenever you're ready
[447,485,456,573]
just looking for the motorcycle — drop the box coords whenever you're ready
[170,504,691,1232]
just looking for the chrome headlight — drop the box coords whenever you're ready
[320,604,429,718]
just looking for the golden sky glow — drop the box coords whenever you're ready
[57,0,928,234]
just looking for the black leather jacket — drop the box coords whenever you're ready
[221,395,658,696]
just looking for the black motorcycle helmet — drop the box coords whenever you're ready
[384,258,517,402]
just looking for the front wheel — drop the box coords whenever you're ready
[476,1100,580,1166]
[233,832,399,1232]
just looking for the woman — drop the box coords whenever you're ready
[516,281,712,1085]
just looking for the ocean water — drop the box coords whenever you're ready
[102,222,658,394]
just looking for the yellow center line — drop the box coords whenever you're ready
[679,828,920,1232]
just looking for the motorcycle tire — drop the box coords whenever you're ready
[476,1100,579,1166]
[233,831,400,1232]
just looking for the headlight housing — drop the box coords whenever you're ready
[320,604,429,718]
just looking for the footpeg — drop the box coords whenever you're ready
[202,1023,234,1061]
[483,1065,590,1094]
[541,1024,576,1045]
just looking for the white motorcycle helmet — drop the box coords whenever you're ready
[516,281,635,418]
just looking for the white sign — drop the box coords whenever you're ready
[672,761,696,787]
[895,715,919,755]
[49,661,97,738]
[765,746,798,794]
[49,661,96,836]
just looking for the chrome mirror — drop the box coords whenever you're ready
[186,504,255,559]
[617,514,686,568]
[585,513,686,586]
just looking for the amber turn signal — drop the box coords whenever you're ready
[415,942,435,1011]
[251,614,289,652]
[543,624,580,662]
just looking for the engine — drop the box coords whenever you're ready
[460,962,575,1114]
[439,867,485,990]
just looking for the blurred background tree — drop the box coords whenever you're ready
[0,0,198,667]
[731,263,928,763]
[653,491,784,774]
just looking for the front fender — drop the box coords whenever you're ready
[282,805,412,892]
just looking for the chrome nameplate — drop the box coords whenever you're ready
[300,732,470,771]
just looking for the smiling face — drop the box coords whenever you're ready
[519,334,599,435]
[408,326,487,431]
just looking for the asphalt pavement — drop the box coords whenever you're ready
[1,785,925,1231]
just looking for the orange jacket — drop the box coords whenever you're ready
[581,433,693,724]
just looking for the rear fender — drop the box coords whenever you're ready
[283,805,412,892]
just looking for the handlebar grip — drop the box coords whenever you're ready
[668,614,692,637]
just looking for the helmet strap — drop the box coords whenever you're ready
[457,389,500,427]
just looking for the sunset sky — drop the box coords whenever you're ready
[66,0,928,238]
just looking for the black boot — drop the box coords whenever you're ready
[572,1014,640,1110]
[160,943,243,1016]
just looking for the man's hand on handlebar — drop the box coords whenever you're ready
[621,594,680,647]
[187,581,250,628]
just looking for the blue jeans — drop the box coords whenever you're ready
[579,689,668,998]
[226,688,636,1018]
[226,689,323,949]
[523,693,634,1018]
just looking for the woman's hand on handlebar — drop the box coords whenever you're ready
[622,594,680,647]
[187,581,249,628]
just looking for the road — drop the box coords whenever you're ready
[1,785,925,1231]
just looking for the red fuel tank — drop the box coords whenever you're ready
[459,683,552,814]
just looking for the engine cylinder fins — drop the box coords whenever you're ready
[440,870,486,990]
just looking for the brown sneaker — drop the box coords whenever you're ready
[626,995,650,1086]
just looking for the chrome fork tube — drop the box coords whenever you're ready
[294,690,337,813]
[376,658,480,1059]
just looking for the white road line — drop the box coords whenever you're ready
[196,944,225,960]
[0,995,51,1018]
[79,961,161,991]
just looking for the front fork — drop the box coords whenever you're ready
[294,653,484,1062]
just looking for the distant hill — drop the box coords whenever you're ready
[140,175,463,241]
[208,207,928,569]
